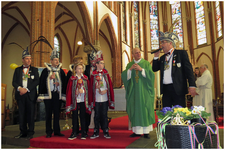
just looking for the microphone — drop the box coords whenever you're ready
[150,48,162,54]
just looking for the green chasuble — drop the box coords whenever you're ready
[121,58,155,127]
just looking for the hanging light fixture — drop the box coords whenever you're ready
[77,41,82,45]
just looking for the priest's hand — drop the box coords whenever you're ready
[19,87,28,95]
[129,64,136,70]
[134,64,142,71]
[189,87,197,97]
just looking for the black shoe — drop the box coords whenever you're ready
[90,132,99,139]
[144,134,150,139]
[68,133,77,140]
[104,132,111,139]
[54,133,65,136]
[81,133,86,140]
[14,134,27,139]
[46,134,52,138]
[26,135,33,140]
[129,133,141,137]
[84,133,88,138]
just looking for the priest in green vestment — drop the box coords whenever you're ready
[121,48,155,139]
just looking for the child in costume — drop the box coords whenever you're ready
[66,62,91,140]
[89,51,115,139]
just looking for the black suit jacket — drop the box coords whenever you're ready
[152,49,196,95]
[12,65,39,101]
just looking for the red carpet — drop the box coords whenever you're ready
[30,114,158,148]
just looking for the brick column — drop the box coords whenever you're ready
[30,1,56,67]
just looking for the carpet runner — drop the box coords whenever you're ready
[30,114,157,148]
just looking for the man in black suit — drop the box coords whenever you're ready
[152,31,196,107]
[38,49,66,138]
[12,48,39,139]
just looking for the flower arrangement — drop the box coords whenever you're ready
[156,105,211,122]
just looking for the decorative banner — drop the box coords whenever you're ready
[10,63,18,70]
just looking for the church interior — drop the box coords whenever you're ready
[1,1,224,148]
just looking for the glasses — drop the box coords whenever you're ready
[99,62,105,65]
[161,41,168,44]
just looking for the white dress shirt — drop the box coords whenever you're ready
[17,66,30,92]
[95,71,108,102]
[163,48,174,84]
[76,74,85,103]
[50,67,60,92]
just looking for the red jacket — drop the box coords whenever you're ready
[89,69,115,109]
[66,75,91,114]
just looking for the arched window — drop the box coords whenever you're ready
[54,35,61,62]
[195,1,207,45]
[215,1,222,38]
[149,1,159,50]
[170,1,184,48]
[122,2,127,42]
[133,1,140,48]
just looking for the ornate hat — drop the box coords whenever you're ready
[22,47,31,59]
[95,50,103,62]
[159,31,179,48]
[159,18,180,48]
[50,48,58,60]
[90,50,97,66]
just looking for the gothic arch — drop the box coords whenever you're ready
[217,46,224,60]
[98,14,121,87]
[122,50,131,62]
[196,52,212,64]
[77,2,93,43]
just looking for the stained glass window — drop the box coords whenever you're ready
[215,1,222,38]
[134,1,140,48]
[149,1,159,50]
[122,2,127,42]
[195,1,207,45]
[170,1,183,48]
[54,36,60,61]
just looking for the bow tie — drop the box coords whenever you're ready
[23,66,29,69]
[165,52,170,56]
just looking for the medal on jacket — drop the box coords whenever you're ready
[164,54,173,70]
[23,68,30,80]
[164,63,170,70]
[96,75,104,88]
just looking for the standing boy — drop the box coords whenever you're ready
[89,51,115,139]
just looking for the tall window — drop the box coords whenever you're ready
[54,36,61,61]
[170,1,183,48]
[133,1,140,48]
[122,2,127,42]
[195,1,207,45]
[149,1,159,50]
[215,1,222,38]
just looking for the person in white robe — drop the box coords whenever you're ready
[193,64,214,122]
